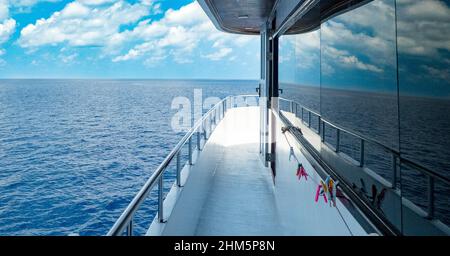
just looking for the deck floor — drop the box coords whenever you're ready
[195,108,282,236]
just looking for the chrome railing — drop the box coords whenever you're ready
[279,97,450,223]
[107,95,259,236]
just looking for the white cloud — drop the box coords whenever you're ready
[9,0,62,11]
[61,1,90,17]
[16,0,257,66]
[0,18,15,43]
[0,0,16,51]
[202,47,232,61]
[397,0,450,57]
[319,0,396,74]
[280,0,395,76]
[113,1,255,64]
[421,65,449,81]
[18,1,155,48]
[322,45,383,73]
[0,0,9,20]
[60,53,78,63]
[77,0,116,6]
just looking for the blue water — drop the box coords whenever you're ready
[0,79,257,235]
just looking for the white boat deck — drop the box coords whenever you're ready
[195,108,281,235]
[148,107,368,236]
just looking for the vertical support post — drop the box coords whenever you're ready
[290,101,293,113]
[176,151,181,187]
[322,121,326,142]
[126,219,133,236]
[222,100,225,119]
[336,129,340,152]
[301,107,304,122]
[197,130,201,151]
[188,137,192,165]
[158,176,164,223]
[391,153,397,188]
[295,103,298,118]
[209,115,212,132]
[203,120,207,140]
[318,116,321,135]
[308,111,312,128]
[360,139,365,167]
[428,176,435,219]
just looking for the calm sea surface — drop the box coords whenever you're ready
[0,79,257,235]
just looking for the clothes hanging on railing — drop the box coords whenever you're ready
[282,126,354,236]
[296,164,308,181]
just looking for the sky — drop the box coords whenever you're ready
[0,0,261,79]
[279,0,450,97]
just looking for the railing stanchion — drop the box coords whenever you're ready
[197,130,201,151]
[321,121,325,142]
[209,115,212,133]
[427,176,435,219]
[188,137,192,165]
[158,176,164,223]
[301,107,304,122]
[336,129,340,153]
[318,116,321,135]
[126,219,133,236]
[176,151,181,187]
[392,153,397,188]
[360,139,365,167]
[308,111,311,128]
[203,120,207,140]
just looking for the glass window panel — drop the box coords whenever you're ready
[320,0,399,151]
[397,0,450,179]
[279,29,321,114]
[397,0,450,233]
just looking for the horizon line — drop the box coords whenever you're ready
[0,78,260,81]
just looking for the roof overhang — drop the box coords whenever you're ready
[198,0,372,36]
[198,0,275,35]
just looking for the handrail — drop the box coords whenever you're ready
[279,97,450,186]
[107,94,259,236]
[279,97,449,226]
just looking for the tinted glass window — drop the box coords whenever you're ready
[277,0,450,234]
[397,0,450,228]
[321,0,399,150]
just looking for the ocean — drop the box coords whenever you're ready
[0,79,257,235]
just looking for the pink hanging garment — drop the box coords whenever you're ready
[323,191,328,203]
[315,185,322,202]
[296,164,308,181]
[315,185,328,203]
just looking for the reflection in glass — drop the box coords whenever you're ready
[397,0,450,227]
[320,0,398,151]
[277,0,450,234]
[279,29,321,113]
